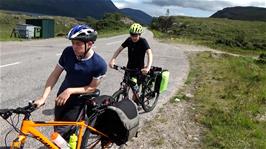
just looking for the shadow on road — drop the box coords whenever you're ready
[42,108,54,116]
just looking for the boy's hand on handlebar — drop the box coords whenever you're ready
[33,97,46,108]
[141,66,150,75]
[109,59,115,68]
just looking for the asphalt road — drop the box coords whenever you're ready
[0,29,190,148]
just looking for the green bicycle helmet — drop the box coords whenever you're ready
[129,23,143,34]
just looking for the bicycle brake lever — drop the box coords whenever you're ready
[113,65,118,70]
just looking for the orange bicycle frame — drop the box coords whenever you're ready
[11,119,108,149]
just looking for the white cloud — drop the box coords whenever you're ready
[229,0,265,6]
[114,2,168,16]
[147,0,266,11]
[112,0,266,17]
[124,0,140,3]
[113,2,127,8]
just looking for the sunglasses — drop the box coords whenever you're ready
[130,33,140,36]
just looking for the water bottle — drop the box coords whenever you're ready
[51,132,70,149]
[69,133,77,149]
[131,77,139,93]
[133,84,139,93]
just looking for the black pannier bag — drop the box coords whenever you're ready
[151,66,162,92]
[94,98,139,146]
[86,95,114,115]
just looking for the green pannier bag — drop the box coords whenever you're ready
[159,70,170,93]
[152,67,170,93]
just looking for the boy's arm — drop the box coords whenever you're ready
[109,46,124,68]
[146,48,153,70]
[55,78,102,106]
[141,48,153,74]
[34,64,63,107]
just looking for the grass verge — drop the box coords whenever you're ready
[97,27,128,38]
[182,52,266,149]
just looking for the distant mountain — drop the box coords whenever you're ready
[0,0,152,24]
[120,8,152,25]
[0,0,119,19]
[210,6,266,22]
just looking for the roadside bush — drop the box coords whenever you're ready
[96,13,129,31]
[80,16,97,28]
[256,53,266,64]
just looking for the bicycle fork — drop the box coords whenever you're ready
[11,135,26,149]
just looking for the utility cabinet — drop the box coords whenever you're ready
[26,19,55,38]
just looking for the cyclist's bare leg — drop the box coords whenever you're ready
[132,93,139,104]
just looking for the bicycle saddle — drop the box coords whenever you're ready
[79,89,100,100]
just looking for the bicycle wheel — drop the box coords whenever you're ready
[81,95,117,149]
[81,134,102,149]
[140,78,160,112]
[81,117,98,148]
[112,89,127,102]
[81,116,114,149]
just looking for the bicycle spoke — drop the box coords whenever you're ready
[86,136,101,149]
[141,81,159,112]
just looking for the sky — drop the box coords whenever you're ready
[111,0,266,17]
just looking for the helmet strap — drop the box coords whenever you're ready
[83,41,91,59]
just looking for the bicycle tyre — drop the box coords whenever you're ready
[81,132,103,149]
[81,95,117,148]
[140,79,160,112]
[81,118,98,148]
[112,89,127,102]
[81,114,114,149]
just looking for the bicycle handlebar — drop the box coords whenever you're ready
[113,65,160,76]
[0,102,37,120]
[113,65,140,72]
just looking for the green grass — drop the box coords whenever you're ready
[0,10,129,41]
[151,16,266,56]
[0,10,81,41]
[183,52,266,149]
[0,10,29,41]
[150,137,165,147]
[97,27,128,38]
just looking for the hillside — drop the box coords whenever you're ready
[151,16,266,54]
[0,0,118,19]
[0,0,152,24]
[0,11,131,41]
[210,6,266,22]
[120,8,152,25]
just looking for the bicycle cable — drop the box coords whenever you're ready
[116,68,124,74]
[3,113,35,142]
[3,114,19,147]
[4,121,13,148]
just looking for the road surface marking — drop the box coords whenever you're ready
[0,62,21,68]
